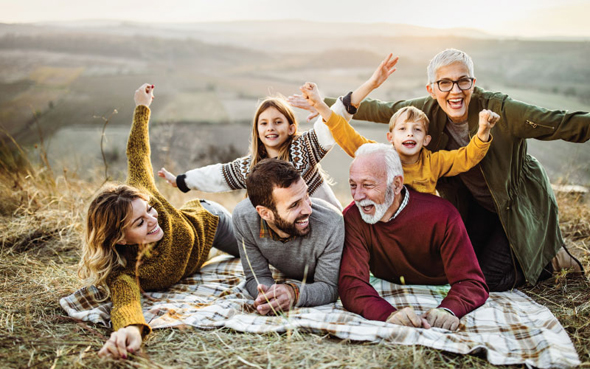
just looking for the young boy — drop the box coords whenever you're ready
[297,55,499,195]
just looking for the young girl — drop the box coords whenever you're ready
[80,84,239,360]
[157,96,345,209]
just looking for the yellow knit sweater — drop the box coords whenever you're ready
[324,111,491,195]
[106,105,219,335]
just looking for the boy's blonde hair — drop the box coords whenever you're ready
[249,97,300,171]
[78,184,149,298]
[388,106,430,134]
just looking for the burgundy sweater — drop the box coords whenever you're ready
[339,189,489,321]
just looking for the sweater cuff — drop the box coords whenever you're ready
[473,133,492,147]
[134,105,151,122]
[176,174,191,193]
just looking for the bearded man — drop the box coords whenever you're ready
[339,143,488,330]
[233,158,344,315]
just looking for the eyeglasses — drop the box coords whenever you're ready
[434,77,474,92]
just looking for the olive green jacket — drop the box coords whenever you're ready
[327,87,590,283]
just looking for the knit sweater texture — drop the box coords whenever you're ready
[107,105,219,335]
[323,111,490,195]
[233,198,344,307]
[338,189,489,321]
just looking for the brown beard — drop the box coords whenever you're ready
[271,210,311,237]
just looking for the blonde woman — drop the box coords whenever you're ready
[79,84,239,359]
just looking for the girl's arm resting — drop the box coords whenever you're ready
[108,273,152,336]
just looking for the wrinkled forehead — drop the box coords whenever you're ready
[350,154,387,181]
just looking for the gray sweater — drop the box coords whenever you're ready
[232,198,344,307]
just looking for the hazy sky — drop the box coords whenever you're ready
[2,0,590,38]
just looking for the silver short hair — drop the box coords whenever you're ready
[354,143,403,186]
[427,48,475,84]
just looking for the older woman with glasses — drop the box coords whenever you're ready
[298,48,589,292]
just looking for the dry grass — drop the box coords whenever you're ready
[0,150,589,368]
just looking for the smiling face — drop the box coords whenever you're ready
[349,153,401,224]
[427,61,475,123]
[386,111,431,164]
[257,106,296,157]
[120,198,164,245]
[267,177,312,238]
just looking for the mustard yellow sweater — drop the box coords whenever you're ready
[324,112,491,195]
[106,105,219,335]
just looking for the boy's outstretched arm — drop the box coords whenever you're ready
[432,109,499,181]
[300,82,332,121]
[477,109,499,142]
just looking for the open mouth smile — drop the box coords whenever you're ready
[402,140,417,148]
[448,98,464,109]
[295,217,309,228]
[147,225,160,235]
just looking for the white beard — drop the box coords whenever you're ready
[355,187,395,224]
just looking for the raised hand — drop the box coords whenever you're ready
[299,82,323,108]
[286,94,319,122]
[299,82,332,122]
[157,167,178,188]
[368,53,399,89]
[422,308,460,331]
[477,109,500,142]
[98,325,142,359]
[386,307,431,328]
[253,283,296,315]
[134,83,154,108]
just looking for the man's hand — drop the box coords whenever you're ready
[157,167,177,187]
[134,83,154,108]
[98,325,142,359]
[386,307,431,328]
[286,94,319,122]
[422,308,460,331]
[477,109,500,142]
[253,284,296,315]
[368,53,399,90]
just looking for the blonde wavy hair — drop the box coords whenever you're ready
[78,184,149,297]
[249,97,300,171]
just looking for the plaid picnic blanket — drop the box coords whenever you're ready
[60,255,580,368]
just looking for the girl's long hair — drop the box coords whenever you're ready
[78,184,149,298]
[249,97,300,171]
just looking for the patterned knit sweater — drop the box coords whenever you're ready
[106,105,219,335]
[177,103,346,210]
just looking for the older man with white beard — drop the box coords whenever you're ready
[338,143,488,330]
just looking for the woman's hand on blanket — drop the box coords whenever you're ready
[254,284,296,315]
[422,308,460,331]
[386,307,431,328]
[368,53,398,89]
[98,325,142,360]
[134,83,154,108]
[157,167,178,187]
[286,94,320,122]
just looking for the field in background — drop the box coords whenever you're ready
[0,21,590,368]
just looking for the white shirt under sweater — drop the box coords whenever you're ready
[181,101,351,211]
[232,197,345,307]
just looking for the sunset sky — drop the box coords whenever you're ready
[1,0,589,38]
